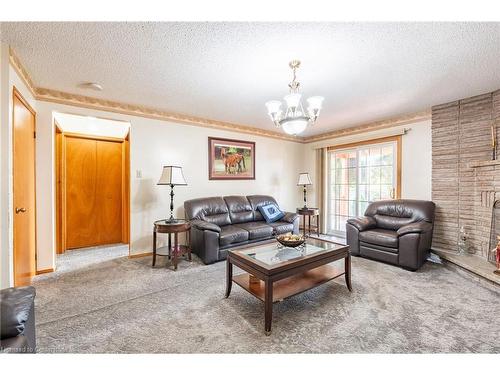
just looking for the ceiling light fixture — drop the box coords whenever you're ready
[78,82,103,91]
[265,60,324,136]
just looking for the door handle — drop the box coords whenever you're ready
[15,207,27,214]
[390,188,395,199]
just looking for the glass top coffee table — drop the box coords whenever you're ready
[225,237,351,335]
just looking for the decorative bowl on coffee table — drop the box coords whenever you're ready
[276,233,306,248]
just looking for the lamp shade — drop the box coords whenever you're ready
[158,166,187,186]
[297,173,312,186]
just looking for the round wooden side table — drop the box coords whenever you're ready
[296,207,320,236]
[153,219,191,270]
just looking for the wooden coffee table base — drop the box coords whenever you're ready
[225,245,351,335]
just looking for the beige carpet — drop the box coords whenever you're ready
[32,245,500,353]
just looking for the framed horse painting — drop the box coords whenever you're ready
[208,137,255,180]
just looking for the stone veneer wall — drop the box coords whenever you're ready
[432,90,500,259]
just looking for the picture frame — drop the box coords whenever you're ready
[208,137,255,180]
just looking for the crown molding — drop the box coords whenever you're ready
[302,110,431,143]
[9,47,37,97]
[8,47,430,144]
[34,87,302,142]
[9,47,301,142]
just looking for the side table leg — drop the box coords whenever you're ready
[225,259,233,298]
[187,229,192,261]
[264,279,273,335]
[152,230,157,267]
[317,214,320,236]
[345,254,352,292]
[173,232,179,270]
[168,233,172,260]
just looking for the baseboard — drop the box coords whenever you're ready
[128,252,152,259]
[36,268,54,275]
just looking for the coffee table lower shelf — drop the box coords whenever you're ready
[232,264,345,303]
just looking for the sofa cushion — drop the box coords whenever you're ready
[224,196,253,224]
[358,228,398,248]
[258,203,285,223]
[0,286,36,339]
[268,221,294,235]
[219,225,249,247]
[234,221,274,240]
[184,196,231,226]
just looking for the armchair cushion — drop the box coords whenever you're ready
[397,221,433,236]
[359,228,398,248]
[282,212,299,224]
[191,219,221,233]
[347,216,376,232]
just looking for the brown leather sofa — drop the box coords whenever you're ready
[346,199,435,271]
[184,195,299,264]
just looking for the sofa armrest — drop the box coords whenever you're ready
[190,219,221,233]
[282,212,299,224]
[397,221,433,236]
[346,216,376,232]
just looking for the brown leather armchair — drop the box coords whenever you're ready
[346,199,435,271]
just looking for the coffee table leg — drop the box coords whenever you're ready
[264,279,273,335]
[345,254,352,292]
[225,259,233,298]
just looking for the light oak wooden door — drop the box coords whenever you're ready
[96,140,123,245]
[13,89,37,286]
[65,136,123,249]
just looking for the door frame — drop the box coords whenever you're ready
[55,126,130,254]
[12,86,37,285]
[327,135,402,197]
[326,135,402,236]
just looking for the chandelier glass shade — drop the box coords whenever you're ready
[265,60,324,136]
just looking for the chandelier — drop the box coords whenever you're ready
[265,60,324,136]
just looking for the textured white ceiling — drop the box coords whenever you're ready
[2,22,500,136]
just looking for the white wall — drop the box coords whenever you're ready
[400,120,432,200]
[34,101,303,269]
[0,43,10,288]
[302,119,433,209]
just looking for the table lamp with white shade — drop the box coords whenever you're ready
[297,172,312,208]
[158,166,187,223]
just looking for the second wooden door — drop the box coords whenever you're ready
[64,136,124,249]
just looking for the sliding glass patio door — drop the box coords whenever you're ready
[327,140,399,236]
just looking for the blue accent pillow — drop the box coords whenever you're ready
[258,203,285,223]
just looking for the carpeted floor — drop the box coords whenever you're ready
[32,245,500,353]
